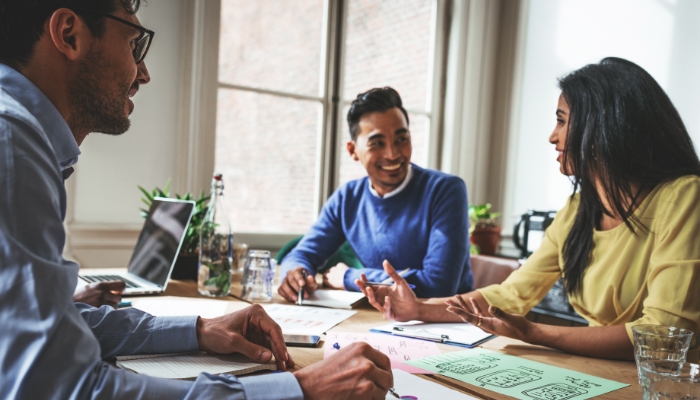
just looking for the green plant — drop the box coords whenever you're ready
[138,179,210,255]
[468,203,501,234]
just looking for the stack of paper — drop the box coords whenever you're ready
[300,290,365,309]
[116,352,276,380]
[263,304,356,336]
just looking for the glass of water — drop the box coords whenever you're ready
[633,325,694,384]
[641,360,700,400]
[240,250,274,302]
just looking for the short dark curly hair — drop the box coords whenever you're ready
[346,87,409,141]
[0,0,142,68]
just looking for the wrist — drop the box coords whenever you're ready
[196,317,206,350]
[524,320,548,345]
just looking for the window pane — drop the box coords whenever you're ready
[215,89,320,233]
[342,0,435,111]
[337,111,430,187]
[218,0,325,96]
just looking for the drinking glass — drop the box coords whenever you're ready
[633,325,694,383]
[240,250,274,302]
[232,243,249,272]
[641,360,700,400]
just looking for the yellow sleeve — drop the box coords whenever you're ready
[477,201,573,315]
[624,178,700,363]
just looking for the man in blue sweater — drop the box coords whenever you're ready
[279,87,473,301]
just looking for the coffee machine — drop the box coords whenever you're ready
[512,210,557,258]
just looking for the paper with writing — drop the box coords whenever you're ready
[116,352,276,380]
[403,348,629,400]
[263,304,356,335]
[325,332,440,374]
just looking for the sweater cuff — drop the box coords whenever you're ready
[343,268,362,291]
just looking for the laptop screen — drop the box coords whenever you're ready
[127,198,195,287]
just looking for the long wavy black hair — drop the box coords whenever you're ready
[559,57,700,297]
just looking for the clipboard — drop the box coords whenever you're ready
[370,321,495,348]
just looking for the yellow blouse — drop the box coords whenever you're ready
[479,175,700,362]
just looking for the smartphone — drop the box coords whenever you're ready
[283,334,321,347]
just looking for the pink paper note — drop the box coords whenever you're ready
[324,332,440,374]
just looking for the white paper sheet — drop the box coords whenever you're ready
[116,352,276,379]
[300,290,365,309]
[388,369,478,399]
[263,304,356,335]
[131,297,232,319]
[372,321,492,347]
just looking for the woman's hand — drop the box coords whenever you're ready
[355,260,420,322]
[445,295,535,342]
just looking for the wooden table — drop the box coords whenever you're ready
[155,276,642,399]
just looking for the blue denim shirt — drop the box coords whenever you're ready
[0,63,303,400]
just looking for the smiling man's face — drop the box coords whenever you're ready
[347,107,412,196]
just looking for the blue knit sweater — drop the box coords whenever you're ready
[280,164,473,298]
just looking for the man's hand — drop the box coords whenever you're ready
[72,281,126,308]
[196,304,294,371]
[446,295,533,342]
[293,342,393,400]
[355,260,420,322]
[278,266,317,302]
[322,262,349,290]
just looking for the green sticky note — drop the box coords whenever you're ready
[403,348,630,400]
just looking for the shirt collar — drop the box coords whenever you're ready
[369,163,414,199]
[0,63,80,170]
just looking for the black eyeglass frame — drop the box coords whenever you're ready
[80,12,155,64]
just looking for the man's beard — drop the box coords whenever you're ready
[69,49,132,136]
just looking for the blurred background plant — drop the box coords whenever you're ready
[469,203,502,256]
[138,179,210,255]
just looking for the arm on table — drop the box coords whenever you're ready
[278,191,347,301]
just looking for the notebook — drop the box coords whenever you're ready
[115,352,276,380]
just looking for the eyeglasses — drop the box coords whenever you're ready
[80,12,154,64]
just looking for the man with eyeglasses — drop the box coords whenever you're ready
[0,1,392,399]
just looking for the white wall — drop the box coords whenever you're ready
[508,0,700,225]
[72,0,184,225]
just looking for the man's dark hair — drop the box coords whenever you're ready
[0,0,141,68]
[347,87,409,141]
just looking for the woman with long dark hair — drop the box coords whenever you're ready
[357,57,700,361]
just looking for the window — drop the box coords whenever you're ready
[215,0,445,234]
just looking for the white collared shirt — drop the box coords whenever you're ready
[368,164,414,199]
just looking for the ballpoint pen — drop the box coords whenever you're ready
[388,388,400,398]
[297,269,307,306]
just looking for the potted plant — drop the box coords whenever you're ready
[469,203,501,256]
[138,180,210,280]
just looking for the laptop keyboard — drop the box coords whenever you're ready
[81,275,142,289]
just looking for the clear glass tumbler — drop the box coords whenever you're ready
[641,360,700,400]
[633,325,694,384]
[240,250,274,302]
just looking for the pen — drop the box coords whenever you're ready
[366,282,416,290]
[297,270,307,306]
[388,388,400,399]
[379,268,411,284]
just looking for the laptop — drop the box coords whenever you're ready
[79,198,196,295]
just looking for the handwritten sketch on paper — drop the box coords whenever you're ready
[324,332,441,374]
[403,348,628,400]
[262,304,356,336]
